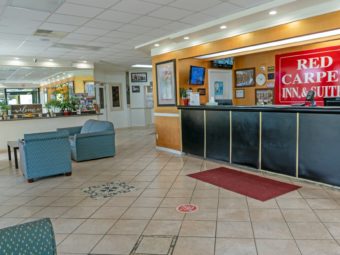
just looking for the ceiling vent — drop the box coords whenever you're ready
[33,29,67,39]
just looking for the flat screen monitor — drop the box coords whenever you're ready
[324,97,340,106]
[216,99,233,105]
[212,57,234,69]
[189,66,205,85]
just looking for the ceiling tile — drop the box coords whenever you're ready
[143,0,175,4]
[131,16,170,28]
[47,14,89,25]
[75,27,111,36]
[170,0,221,11]
[111,0,161,15]
[228,0,273,8]
[180,13,215,25]
[64,33,98,41]
[2,6,50,21]
[9,0,64,12]
[40,22,78,32]
[97,10,140,23]
[84,19,123,30]
[66,0,120,8]
[148,6,192,20]
[160,21,192,32]
[56,3,104,18]
[95,36,124,43]
[117,24,151,34]
[201,2,243,17]
[106,30,136,39]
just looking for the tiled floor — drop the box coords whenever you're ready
[1,127,340,254]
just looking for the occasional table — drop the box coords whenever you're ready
[7,141,19,169]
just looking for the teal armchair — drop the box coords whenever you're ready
[58,119,115,162]
[0,218,57,255]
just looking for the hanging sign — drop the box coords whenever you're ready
[275,45,340,105]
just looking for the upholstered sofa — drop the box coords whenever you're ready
[19,131,72,182]
[58,119,115,162]
[0,218,57,255]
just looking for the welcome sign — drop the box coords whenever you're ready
[275,45,340,105]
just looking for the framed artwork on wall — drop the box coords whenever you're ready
[255,88,274,105]
[131,72,147,82]
[156,59,177,106]
[84,81,95,98]
[132,85,140,93]
[235,89,245,99]
[110,84,122,110]
[235,68,255,87]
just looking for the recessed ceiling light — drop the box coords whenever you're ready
[82,60,88,63]
[154,43,160,47]
[14,57,20,60]
[184,36,190,40]
[48,59,54,62]
[269,10,277,15]
[131,64,152,68]
[220,25,227,30]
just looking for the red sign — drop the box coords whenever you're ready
[176,204,198,213]
[275,45,340,105]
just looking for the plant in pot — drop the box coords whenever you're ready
[60,100,72,116]
[0,102,10,120]
[46,99,61,117]
[180,88,189,106]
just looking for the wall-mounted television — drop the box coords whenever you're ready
[211,57,234,69]
[189,66,205,85]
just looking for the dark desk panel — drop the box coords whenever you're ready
[206,110,230,162]
[262,112,296,176]
[299,114,340,186]
[232,111,259,168]
[181,109,204,157]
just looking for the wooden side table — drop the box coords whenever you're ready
[7,141,19,169]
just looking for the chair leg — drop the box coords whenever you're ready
[27,179,34,183]
[65,172,72,176]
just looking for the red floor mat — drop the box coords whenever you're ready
[188,167,301,201]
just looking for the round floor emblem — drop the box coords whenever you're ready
[176,204,199,213]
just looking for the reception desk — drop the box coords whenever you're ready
[179,105,340,187]
[0,114,100,151]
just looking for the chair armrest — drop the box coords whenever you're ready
[57,126,82,136]
[75,130,114,139]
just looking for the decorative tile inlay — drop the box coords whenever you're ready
[81,181,136,199]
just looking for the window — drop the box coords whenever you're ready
[5,88,40,105]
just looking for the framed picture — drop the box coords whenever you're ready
[131,72,147,82]
[235,89,245,98]
[197,88,206,96]
[235,68,255,87]
[156,59,177,106]
[110,84,122,110]
[132,85,140,93]
[84,81,95,98]
[255,89,274,105]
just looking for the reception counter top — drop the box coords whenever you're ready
[0,112,100,121]
[179,105,340,187]
[0,114,102,151]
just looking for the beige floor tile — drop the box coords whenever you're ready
[55,234,68,245]
[249,208,285,222]
[276,198,309,209]
[52,218,85,234]
[192,189,219,198]
[58,234,102,254]
[256,239,301,255]
[215,238,257,255]
[27,196,60,206]
[219,189,245,198]
[122,207,157,220]
[0,218,23,229]
[184,208,217,221]
[173,237,215,255]
[315,210,340,222]
[306,198,340,209]
[3,206,43,218]
[217,221,253,238]
[253,221,293,239]
[0,205,18,217]
[91,206,127,219]
[108,219,148,235]
[153,207,185,220]
[167,188,194,198]
[299,188,330,198]
[218,198,248,209]
[190,198,218,209]
[288,222,333,239]
[74,219,115,234]
[103,197,137,207]
[247,198,278,208]
[297,240,340,255]
[77,197,109,207]
[140,188,169,197]
[160,197,191,207]
[218,209,250,221]
[61,206,98,218]
[91,235,139,255]
[179,220,216,237]
[136,236,173,254]
[52,197,84,207]
[143,220,182,235]
[281,209,319,222]
[33,206,70,218]
[131,197,163,207]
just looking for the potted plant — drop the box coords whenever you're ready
[0,102,10,120]
[60,100,72,116]
[180,88,189,106]
[46,99,61,117]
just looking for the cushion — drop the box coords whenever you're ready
[80,120,113,134]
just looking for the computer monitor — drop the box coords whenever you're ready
[216,99,233,105]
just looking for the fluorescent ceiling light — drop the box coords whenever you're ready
[269,10,277,15]
[184,36,190,40]
[196,28,340,59]
[220,25,227,29]
[154,43,160,47]
[131,64,152,68]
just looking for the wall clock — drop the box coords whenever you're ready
[256,73,266,86]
